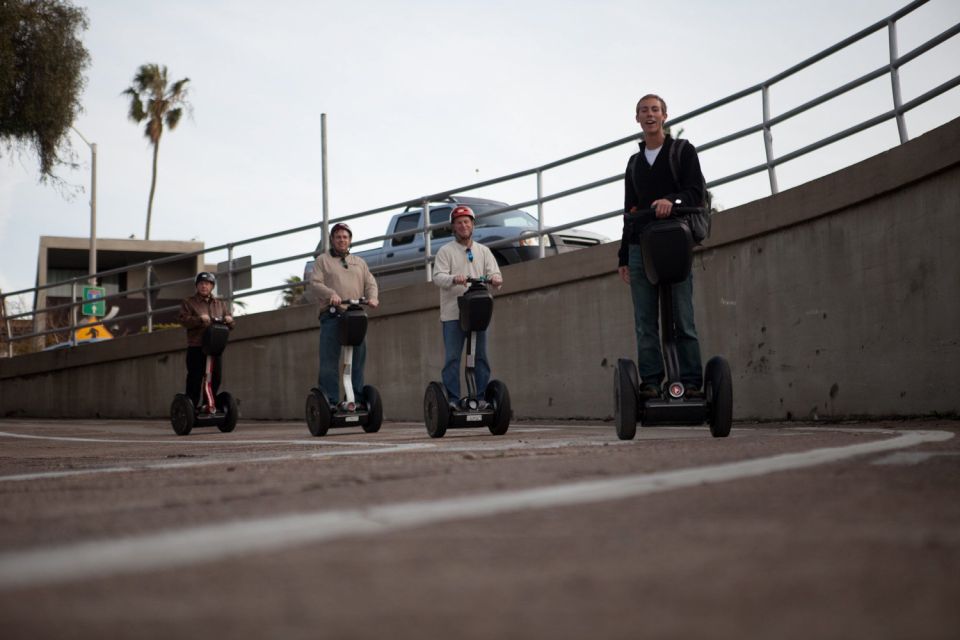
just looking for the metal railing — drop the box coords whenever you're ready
[2,0,958,357]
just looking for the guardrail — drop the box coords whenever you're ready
[2,0,958,356]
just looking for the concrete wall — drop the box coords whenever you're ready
[3,118,959,421]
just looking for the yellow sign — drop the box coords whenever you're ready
[74,318,113,342]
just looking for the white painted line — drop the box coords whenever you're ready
[871,451,960,465]
[0,430,397,447]
[0,429,950,589]
[0,439,625,483]
[0,444,434,483]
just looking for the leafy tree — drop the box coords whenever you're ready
[0,0,89,182]
[280,275,307,307]
[123,64,190,240]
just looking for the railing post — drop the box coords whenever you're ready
[70,281,78,346]
[2,293,12,358]
[145,263,154,333]
[423,199,433,282]
[536,169,545,259]
[762,85,780,195]
[888,18,909,144]
[321,113,331,254]
[227,245,235,315]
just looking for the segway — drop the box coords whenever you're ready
[170,319,239,436]
[305,299,383,436]
[614,208,733,440]
[424,277,511,438]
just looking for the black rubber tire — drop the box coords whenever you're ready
[615,359,639,440]
[362,385,383,433]
[485,380,511,436]
[216,392,238,433]
[424,382,449,438]
[306,388,332,437]
[705,356,733,438]
[170,394,195,436]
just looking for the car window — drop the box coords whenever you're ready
[470,205,538,228]
[392,213,420,246]
[430,207,452,239]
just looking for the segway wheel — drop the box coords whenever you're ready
[306,388,332,437]
[485,380,511,436]
[424,382,449,438]
[614,359,639,440]
[170,394,195,436]
[216,392,238,433]
[705,356,733,438]
[362,385,383,433]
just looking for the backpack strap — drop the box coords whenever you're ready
[668,137,687,186]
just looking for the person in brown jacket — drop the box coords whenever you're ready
[178,272,235,407]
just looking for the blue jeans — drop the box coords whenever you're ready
[628,244,703,387]
[318,314,366,404]
[442,320,489,402]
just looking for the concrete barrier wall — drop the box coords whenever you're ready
[3,118,958,421]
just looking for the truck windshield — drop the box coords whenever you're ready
[469,205,538,228]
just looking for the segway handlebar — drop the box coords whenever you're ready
[622,206,704,226]
[327,297,370,315]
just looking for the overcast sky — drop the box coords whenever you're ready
[2,0,958,312]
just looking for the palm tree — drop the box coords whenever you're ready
[280,275,306,308]
[123,64,190,240]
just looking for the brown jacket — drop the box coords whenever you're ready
[178,293,235,346]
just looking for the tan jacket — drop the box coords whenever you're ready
[308,252,379,309]
[433,240,501,322]
[178,293,235,347]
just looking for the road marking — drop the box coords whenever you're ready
[0,428,950,589]
[871,451,960,465]
[0,438,629,483]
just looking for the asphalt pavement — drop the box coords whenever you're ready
[1,418,958,639]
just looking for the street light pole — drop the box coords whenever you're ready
[71,127,97,285]
[321,113,329,254]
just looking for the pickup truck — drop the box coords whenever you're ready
[305,196,608,292]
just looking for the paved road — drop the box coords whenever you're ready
[1,418,958,639]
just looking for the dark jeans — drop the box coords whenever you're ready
[185,346,222,407]
[318,314,366,404]
[442,320,490,402]
[628,244,703,387]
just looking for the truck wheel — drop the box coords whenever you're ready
[362,385,383,433]
[485,380,511,435]
[306,388,332,437]
[424,382,449,438]
[615,359,639,440]
[216,392,238,433]
[170,394,195,436]
[705,356,733,438]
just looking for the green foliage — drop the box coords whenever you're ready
[0,0,90,181]
[280,275,307,308]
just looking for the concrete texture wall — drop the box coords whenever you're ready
[3,118,958,422]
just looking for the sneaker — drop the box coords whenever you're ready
[639,384,661,399]
[477,400,492,411]
[685,386,704,399]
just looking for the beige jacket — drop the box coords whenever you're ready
[308,252,379,309]
[432,240,501,322]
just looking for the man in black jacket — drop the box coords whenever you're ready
[618,94,705,399]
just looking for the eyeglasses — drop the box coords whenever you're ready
[340,257,349,269]
[466,248,474,263]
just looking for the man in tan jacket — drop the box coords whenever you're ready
[308,223,379,406]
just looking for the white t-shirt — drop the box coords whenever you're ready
[644,145,662,166]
